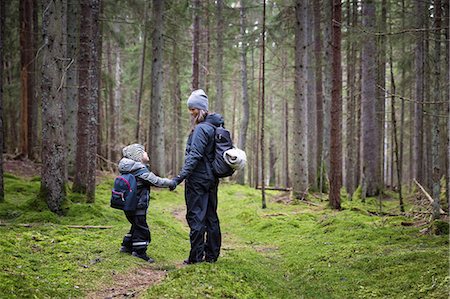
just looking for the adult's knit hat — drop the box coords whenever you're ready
[187,89,209,111]
[122,144,145,162]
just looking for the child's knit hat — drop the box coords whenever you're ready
[187,89,208,111]
[122,144,145,162]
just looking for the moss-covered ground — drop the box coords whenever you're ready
[0,173,448,298]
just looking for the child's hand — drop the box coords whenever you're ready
[169,180,177,191]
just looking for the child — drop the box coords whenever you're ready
[118,143,176,262]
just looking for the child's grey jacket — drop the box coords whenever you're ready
[118,158,172,214]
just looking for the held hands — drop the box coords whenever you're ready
[169,176,182,191]
[169,180,177,191]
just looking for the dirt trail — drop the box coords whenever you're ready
[87,208,189,298]
[86,266,167,298]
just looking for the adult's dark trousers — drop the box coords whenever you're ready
[185,176,221,263]
[122,211,151,254]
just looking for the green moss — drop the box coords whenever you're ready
[0,175,448,299]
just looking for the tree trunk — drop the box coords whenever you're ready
[111,44,121,164]
[361,0,379,197]
[105,39,113,162]
[20,0,35,159]
[0,0,4,202]
[150,0,165,176]
[65,0,79,177]
[377,0,387,189]
[447,0,450,207]
[313,0,323,191]
[31,0,40,161]
[269,96,276,186]
[329,0,342,210]
[322,0,332,181]
[192,0,200,91]
[344,0,357,196]
[293,0,309,200]
[413,0,425,184]
[73,0,100,203]
[261,0,266,208]
[237,0,249,185]
[136,2,148,143]
[40,0,67,214]
[215,0,224,113]
[389,45,404,212]
[307,0,317,188]
[432,0,442,220]
[281,49,289,188]
[171,40,182,176]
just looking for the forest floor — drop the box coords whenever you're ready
[0,160,449,298]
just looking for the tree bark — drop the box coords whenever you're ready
[150,0,165,176]
[313,0,323,192]
[322,0,332,181]
[215,0,224,113]
[20,0,35,159]
[413,0,425,184]
[448,0,450,208]
[344,0,357,196]
[432,0,442,220]
[361,0,379,197]
[111,43,121,164]
[73,0,100,203]
[389,45,404,212]
[0,0,4,202]
[329,0,342,210]
[307,0,317,188]
[261,0,267,208]
[65,0,79,177]
[40,0,67,214]
[136,2,148,143]
[192,0,200,91]
[293,0,309,200]
[237,0,249,185]
[377,0,387,188]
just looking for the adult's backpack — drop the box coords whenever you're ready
[110,172,139,211]
[204,122,245,178]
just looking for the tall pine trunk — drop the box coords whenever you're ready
[261,0,267,208]
[237,0,249,185]
[361,0,379,198]
[307,1,317,188]
[136,2,148,143]
[111,44,121,164]
[150,0,165,175]
[73,0,100,203]
[192,0,200,91]
[40,0,67,214]
[329,0,342,210]
[377,0,387,188]
[432,0,442,220]
[313,0,323,191]
[413,0,425,184]
[0,0,4,202]
[215,0,224,113]
[65,0,79,176]
[293,0,309,200]
[20,0,35,159]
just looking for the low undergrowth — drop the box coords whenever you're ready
[0,174,448,298]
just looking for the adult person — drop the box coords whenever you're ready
[172,89,223,264]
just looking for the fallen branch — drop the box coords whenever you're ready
[67,225,112,229]
[256,186,292,192]
[0,223,33,227]
[413,179,446,214]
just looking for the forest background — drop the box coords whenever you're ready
[0,1,449,223]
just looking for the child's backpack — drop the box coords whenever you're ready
[110,172,139,211]
[204,123,245,178]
